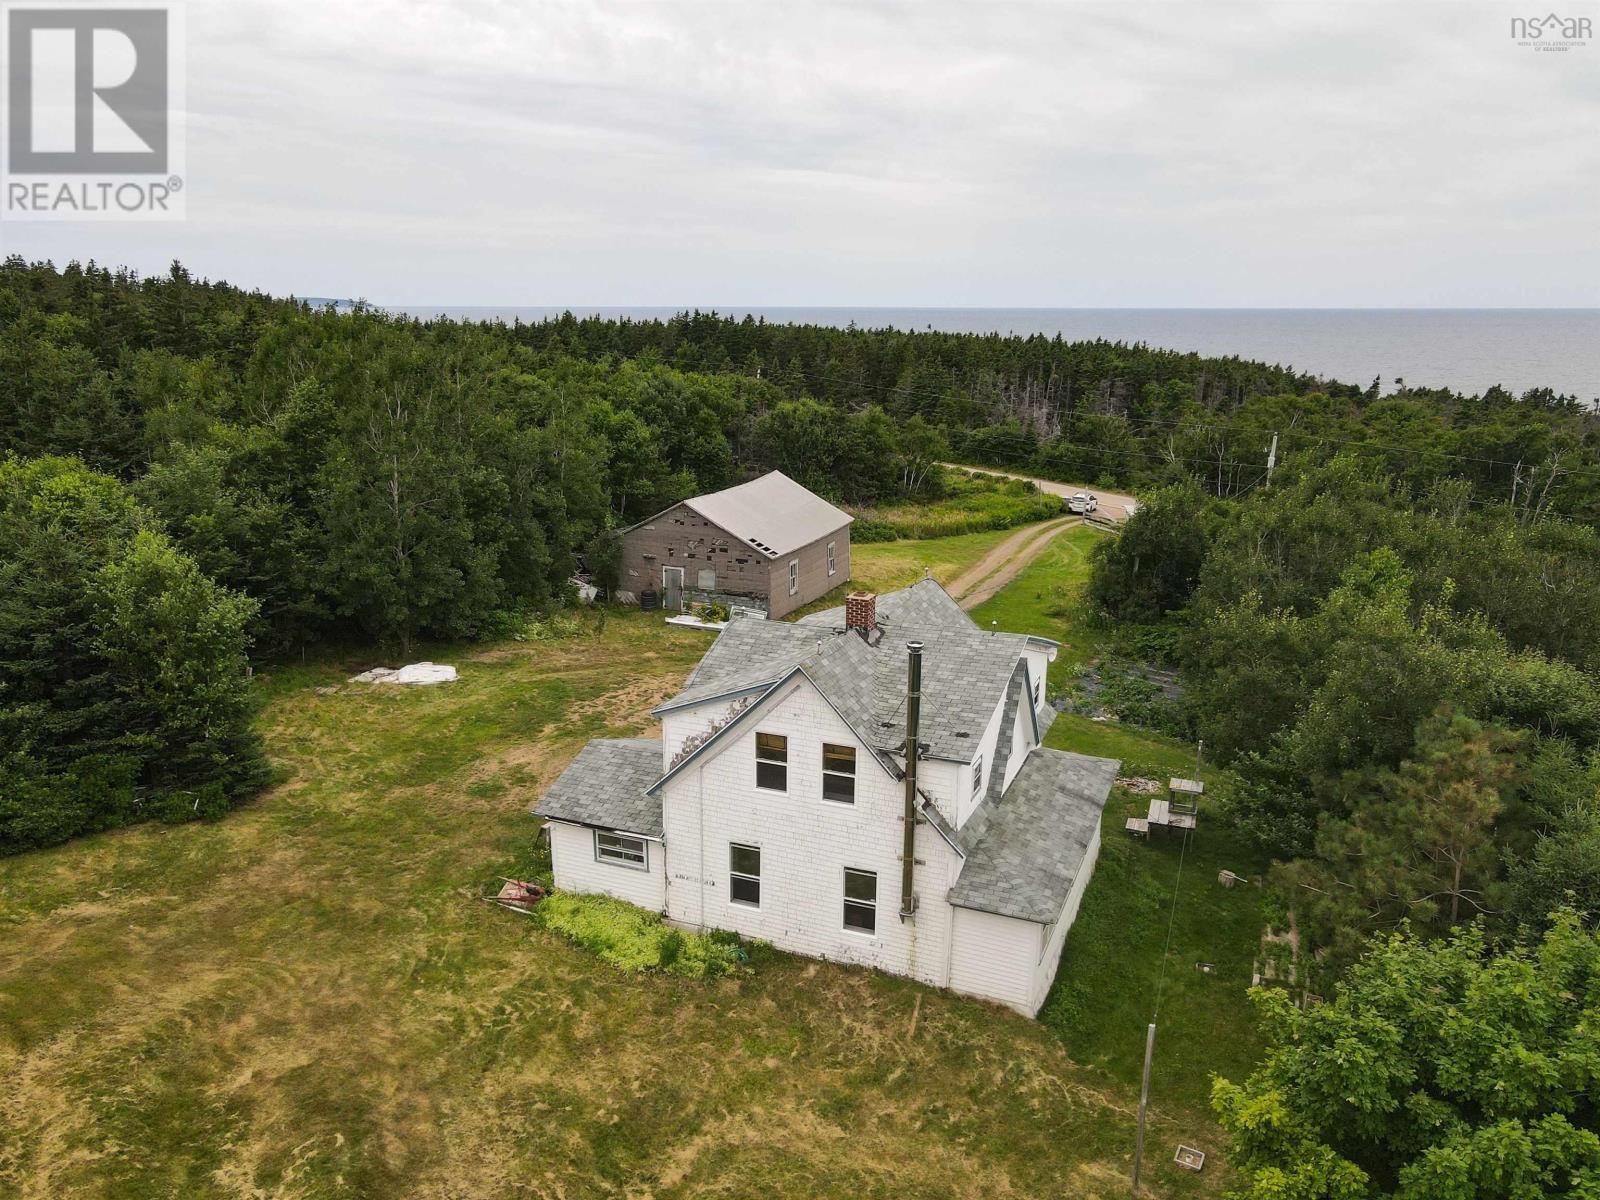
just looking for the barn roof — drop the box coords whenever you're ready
[629,471,852,559]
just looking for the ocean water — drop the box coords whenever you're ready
[392,306,1600,402]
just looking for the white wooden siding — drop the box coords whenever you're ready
[1001,689,1033,794]
[1027,821,1101,1013]
[548,820,666,911]
[661,676,959,988]
[958,692,1007,827]
[948,907,1041,1012]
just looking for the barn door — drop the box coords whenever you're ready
[662,566,684,611]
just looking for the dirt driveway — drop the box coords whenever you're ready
[947,515,1082,610]
[944,463,1139,523]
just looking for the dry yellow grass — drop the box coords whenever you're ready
[0,610,1228,1199]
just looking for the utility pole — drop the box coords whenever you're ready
[1132,1022,1157,1194]
[1264,432,1279,489]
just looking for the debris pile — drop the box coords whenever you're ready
[348,662,458,686]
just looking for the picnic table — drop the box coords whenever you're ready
[1126,778,1202,837]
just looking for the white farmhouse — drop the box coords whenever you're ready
[532,581,1118,1016]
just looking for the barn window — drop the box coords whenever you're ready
[698,568,716,590]
[594,830,648,870]
[788,560,799,595]
[827,541,837,576]
[843,868,877,933]
[755,732,788,792]
[822,743,856,803]
[729,843,761,907]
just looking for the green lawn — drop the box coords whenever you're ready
[1040,717,1270,1116]
[787,524,1023,618]
[968,524,1111,678]
[972,524,1272,1133]
[0,527,1265,1199]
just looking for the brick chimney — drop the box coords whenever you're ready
[845,591,877,635]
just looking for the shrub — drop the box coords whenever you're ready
[535,891,758,979]
[851,517,898,543]
[849,471,1062,540]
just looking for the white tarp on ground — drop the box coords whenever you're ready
[349,662,458,685]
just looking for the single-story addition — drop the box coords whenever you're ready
[614,470,852,619]
[533,579,1119,1017]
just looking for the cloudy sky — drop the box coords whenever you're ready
[3,0,1597,307]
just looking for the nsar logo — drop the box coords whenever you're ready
[1510,11,1593,50]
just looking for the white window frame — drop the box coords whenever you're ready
[594,829,648,870]
[843,867,878,935]
[755,731,788,793]
[787,559,799,595]
[1033,674,1043,707]
[821,742,856,804]
[827,541,837,576]
[729,843,762,908]
[971,754,985,797]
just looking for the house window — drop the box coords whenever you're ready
[827,541,837,576]
[594,830,647,869]
[843,868,877,933]
[1033,675,1042,707]
[971,754,984,795]
[787,559,799,595]
[730,843,761,907]
[697,568,716,590]
[756,732,788,791]
[822,743,856,803]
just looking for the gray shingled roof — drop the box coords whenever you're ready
[666,620,825,710]
[531,738,664,837]
[947,748,1119,923]
[655,580,1034,762]
[798,577,972,632]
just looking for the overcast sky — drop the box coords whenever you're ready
[2,0,1597,307]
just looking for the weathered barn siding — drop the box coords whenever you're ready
[617,504,773,607]
[619,502,850,615]
[764,531,850,619]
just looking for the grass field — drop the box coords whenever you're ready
[0,528,1266,1199]
[849,471,1063,541]
[787,524,1023,618]
[968,524,1111,677]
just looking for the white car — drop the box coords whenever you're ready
[1067,491,1098,515]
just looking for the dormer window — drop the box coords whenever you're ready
[971,754,984,796]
